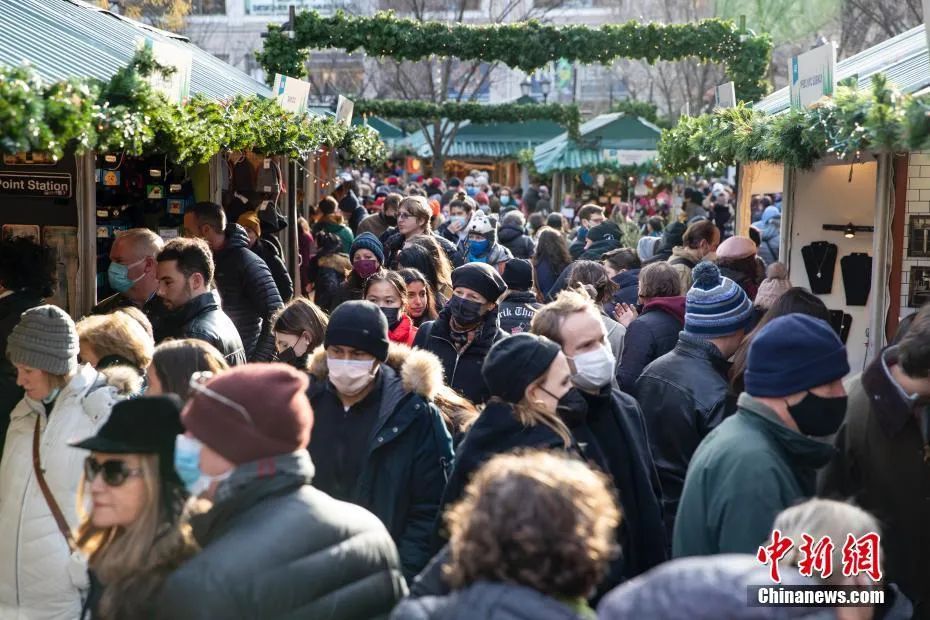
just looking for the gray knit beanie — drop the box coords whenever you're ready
[7,305,79,376]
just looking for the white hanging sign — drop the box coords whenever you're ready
[272,74,312,114]
[715,82,736,109]
[789,43,837,110]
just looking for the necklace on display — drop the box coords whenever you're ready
[815,246,830,280]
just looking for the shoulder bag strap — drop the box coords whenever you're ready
[32,415,77,553]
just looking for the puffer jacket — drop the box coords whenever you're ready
[615,297,685,393]
[757,218,781,266]
[212,224,283,362]
[307,345,454,581]
[633,332,734,544]
[413,306,508,406]
[159,291,247,366]
[0,364,123,620]
[250,237,293,303]
[156,451,406,620]
[392,581,590,620]
[497,225,535,259]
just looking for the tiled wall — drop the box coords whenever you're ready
[902,151,930,318]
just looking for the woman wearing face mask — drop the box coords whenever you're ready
[397,268,438,327]
[363,270,417,346]
[306,300,453,582]
[271,298,329,369]
[414,263,509,405]
[71,395,196,620]
[437,193,476,247]
[0,306,126,620]
[332,232,385,308]
[461,211,512,269]
[434,333,589,542]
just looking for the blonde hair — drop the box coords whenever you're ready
[530,289,601,347]
[511,382,573,448]
[76,454,196,618]
[399,195,433,231]
[77,312,154,369]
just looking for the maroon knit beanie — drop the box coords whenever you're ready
[181,363,312,465]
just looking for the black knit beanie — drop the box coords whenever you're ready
[482,333,561,403]
[451,263,507,303]
[324,300,390,361]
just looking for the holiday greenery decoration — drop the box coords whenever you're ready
[355,100,582,137]
[0,48,387,166]
[257,11,772,103]
[658,74,929,174]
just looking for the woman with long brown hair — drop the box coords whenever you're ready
[271,297,329,370]
[71,396,197,619]
[397,268,438,327]
[533,226,571,301]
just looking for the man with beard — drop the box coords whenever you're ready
[155,238,246,365]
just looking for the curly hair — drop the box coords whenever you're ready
[76,312,155,370]
[444,450,620,599]
[533,227,571,276]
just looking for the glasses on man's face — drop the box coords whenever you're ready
[397,212,412,220]
[188,371,255,426]
[84,456,144,487]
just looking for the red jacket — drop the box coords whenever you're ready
[389,314,417,346]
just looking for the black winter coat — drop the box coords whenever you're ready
[212,224,283,361]
[0,290,44,455]
[156,452,406,620]
[497,225,535,259]
[308,252,351,313]
[497,290,541,335]
[307,346,454,581]
[615,297,685,393]
[413,307,507,406]
[633,332,733,544]
[392,581,587,620]
[159,292,247,366]
[250,237,293,303]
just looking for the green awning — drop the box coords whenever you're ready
[0,0,270,99]
[533,113,661,174]
[410,118,564,160]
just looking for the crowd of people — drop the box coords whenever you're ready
[0,169,925,620]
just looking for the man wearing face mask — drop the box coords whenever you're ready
[306,301,453,581]
[157,364,406,619]
[358,192,401,239]
[531,290,668,587]
[414,263,508,405]
[672,313,848,558]
[92,228,169,340]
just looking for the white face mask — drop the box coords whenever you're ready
[328,358,377,396]
[570,343,616,391]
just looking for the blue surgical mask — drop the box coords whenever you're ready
[107,258,145,293]
[465,187,478,197]
[42,388,61,405]
[468,238,490,256]
[499,195,511,206]
[174,435,231,496]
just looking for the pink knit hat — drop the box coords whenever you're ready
[716,235,757,260]
[754,262,792,310]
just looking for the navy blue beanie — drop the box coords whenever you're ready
[350,232,385,264]
[685,262,753,337]
[744,313,849,397]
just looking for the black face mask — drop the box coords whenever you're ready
[384,214,398,226]
[380,306,401,330]
[274,336,310,368]
[447,295,485,327]
[542,386,589,427]
[788,392,848,437]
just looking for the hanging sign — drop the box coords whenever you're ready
[600,149,658,165]
[142,38,192,105]
[336,95,354,126]
[272,73,312,114]
[715,82,736,109]
[0,171,72,198]
[789,43,836,110]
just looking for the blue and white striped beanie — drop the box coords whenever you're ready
[684,262,753,337]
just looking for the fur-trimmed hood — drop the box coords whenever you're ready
[317,252,351,274]
[307,342,443,400]
[99,364,145,396]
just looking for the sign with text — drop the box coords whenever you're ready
[272,73,312,114]
[715,81,736,109]
[600,149,658,166]
[790,43,836,110]
[336,95,354,126]
[143,38,192,105]
[0,172,72,198]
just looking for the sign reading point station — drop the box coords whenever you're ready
[0,172,72,198]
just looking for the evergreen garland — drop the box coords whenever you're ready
[355,100,581,137]
[0,49,387,166]
[257,10,772,102]
[658,74,928,174]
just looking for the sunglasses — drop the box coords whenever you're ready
[84,457,144,487]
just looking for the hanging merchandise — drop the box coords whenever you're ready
[801,241,838,295]
[840,252,872,306]
[828,310,853,344]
